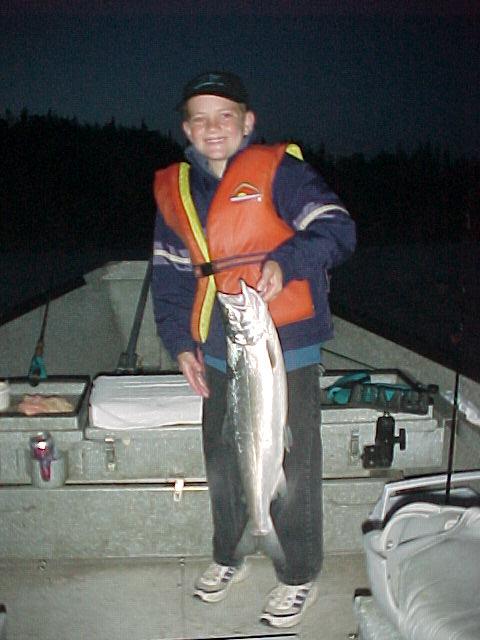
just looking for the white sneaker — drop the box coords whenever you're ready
[260,581,318,627]
[193,562,250,603]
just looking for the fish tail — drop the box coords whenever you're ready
[257,520,286,568]
[234,518,286,568]
[234,524,257,561]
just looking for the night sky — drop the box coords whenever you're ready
[1,1,478,157]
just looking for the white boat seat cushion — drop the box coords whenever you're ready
[89,375,203,429]
[364,503,480,640]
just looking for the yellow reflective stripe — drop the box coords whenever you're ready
[286,143,303,161]
[200,278,217,342]
[178,162,217,343]
[178,163,211,262]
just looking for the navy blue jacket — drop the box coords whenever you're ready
[151,141,356,370]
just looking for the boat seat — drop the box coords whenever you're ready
[360,472,480,640]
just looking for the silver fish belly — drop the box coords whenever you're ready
[217,280,288,544]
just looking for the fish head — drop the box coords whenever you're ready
[217,280,269,346]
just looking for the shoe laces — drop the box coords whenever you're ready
[269,582,312,607]
[205,563,227,579]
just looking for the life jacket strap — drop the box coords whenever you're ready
[194,251,269,278]
[178,162,217,342]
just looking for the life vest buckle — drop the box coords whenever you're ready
[195,261,215,278]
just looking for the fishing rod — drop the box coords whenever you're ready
[28,299,50,387]
[116,258,153,373]
[445,281,467,502]
[445,368,461,502]
[445,204,472,502]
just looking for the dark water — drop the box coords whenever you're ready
[1,242,479,381]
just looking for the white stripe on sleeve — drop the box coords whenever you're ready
[295,204,350,231]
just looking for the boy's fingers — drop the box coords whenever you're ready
[177,351,210,398]
[258,260,283,302]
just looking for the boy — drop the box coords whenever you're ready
[151,71,356,627]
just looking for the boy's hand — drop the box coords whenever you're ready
[177,349,210,398]
[257,260,283,302]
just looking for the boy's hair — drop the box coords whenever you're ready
[181,100,248,122]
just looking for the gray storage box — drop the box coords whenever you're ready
[0,484,212,559]
[323,478,387,553]
[0,376,90,431]
[77,370,444,484]
[72,373,204,483]
[321,370,444,478]
[354,595,403,640]
[69,423,204,483]
[0,376,90,484]
[0,477,384,559]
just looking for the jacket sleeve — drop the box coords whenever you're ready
[268,154,356,284]
[151,210,197,360]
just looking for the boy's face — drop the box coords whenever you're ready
[182,94,255,177]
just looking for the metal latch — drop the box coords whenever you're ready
[104,437,117,472]
[173,477,185,502]
[349,429,360,464]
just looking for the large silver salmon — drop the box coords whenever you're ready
[217,279,289,562]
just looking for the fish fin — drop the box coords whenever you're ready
[276,469,287,499]
[239,278,248,295]
[284,423,293,452]
[266,339,277,369]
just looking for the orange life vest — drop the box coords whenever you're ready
[153,143,314,342]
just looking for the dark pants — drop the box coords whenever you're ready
[202,363,323,585]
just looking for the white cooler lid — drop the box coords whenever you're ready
[89,374,202,429]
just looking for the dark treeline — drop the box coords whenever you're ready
[0,109,183,255]
[302,145,479,246]
[1,109,479,254]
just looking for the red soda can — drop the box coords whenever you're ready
[29,431,56,481]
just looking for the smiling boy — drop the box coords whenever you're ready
[182,93,255,179]
[151,71,356,627]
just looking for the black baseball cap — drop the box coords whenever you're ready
[177,71,249,109]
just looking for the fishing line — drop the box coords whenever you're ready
[321,347,376,370]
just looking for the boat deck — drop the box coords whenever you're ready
[0,552,367,640]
